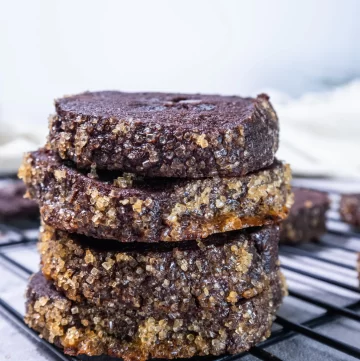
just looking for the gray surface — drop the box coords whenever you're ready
[0,312,56,361]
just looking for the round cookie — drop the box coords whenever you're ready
[0,181,38,221]
[25,271,285,361]
[19,149,292,243]
[48,91,279,178]
[280,187,329,244]
[340,193,360,227]
[39,224,280,308]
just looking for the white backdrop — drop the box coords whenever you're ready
[0,0,359,176]
[1,0,359,125]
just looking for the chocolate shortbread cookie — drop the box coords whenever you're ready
[39,224,280,308]
[19,150,292,243]
[48,91,279,178]
[280,187,329,244]
[340,193,360,227]
[25,271,285,361]
[0,181,38,220]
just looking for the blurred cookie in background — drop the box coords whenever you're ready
[0,180,38,221]
[340,193,360,228]
[280,187,329,244]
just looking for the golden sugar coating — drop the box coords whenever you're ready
[39,224,280,309]
[25,271,286,361]
[19,149,293,243]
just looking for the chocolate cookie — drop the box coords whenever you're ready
[19,150,292,243]
[25,271,285,361]
[280,187,329,244]
[0,181,38,220]
[48,91,279,178]
[340,193,360,227]
[39,224,280,308]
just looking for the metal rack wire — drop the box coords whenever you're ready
[0,189,359,361]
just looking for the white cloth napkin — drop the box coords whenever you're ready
[274,80,360,179]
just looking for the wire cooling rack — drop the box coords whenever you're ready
[0,181,359,361]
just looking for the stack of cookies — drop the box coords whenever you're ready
[19,92,293,360]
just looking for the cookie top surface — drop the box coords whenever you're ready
[341,193,360,201]
[56,91,267,128]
